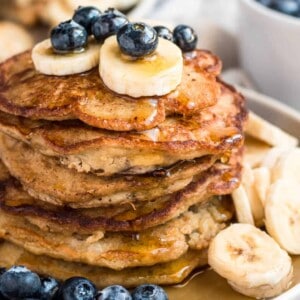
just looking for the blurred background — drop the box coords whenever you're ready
[0,0,238,66]
[0,0,300,110]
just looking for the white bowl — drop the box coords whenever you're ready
[238,0,300,110]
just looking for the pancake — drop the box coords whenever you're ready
[0,153,241,231]
[0,50,221,131]
[0,134,220,207]
[0,82,247,175]
[0,241,207,288]
[0,160,9,181]
[0,197,232,270]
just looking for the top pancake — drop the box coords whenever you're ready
[0,50,221,131]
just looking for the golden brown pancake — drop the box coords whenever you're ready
[0,152,241,231]
[0,82,247,175]
[0,134,219,207]
[0,241,207,288]
[0,197,232,270]
[0,50,221,131]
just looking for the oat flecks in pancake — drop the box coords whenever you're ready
[0,82,247,175]
[0,240,207,288]
[0,50,221,131]
[0,198,233,270]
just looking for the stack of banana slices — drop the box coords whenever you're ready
[208,111,299,299]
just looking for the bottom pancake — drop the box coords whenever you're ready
[0,241,207,288]
[0,196,233,270]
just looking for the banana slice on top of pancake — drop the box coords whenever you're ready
[100,36,183,97]
[32,39,101,76]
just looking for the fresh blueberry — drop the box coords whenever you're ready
[273,0,300,16]
[73,6,102,35]
[256,0,274,7]
[91,9,128,42]
[132,284,168,300]
[173,24,198,52]
[51,20,88,53]
[117,22,158,57]
[0,266,41,299]
[39,276,60,300]
[97,285,132,300]
[56,277,97,300]
[153,26,173,41]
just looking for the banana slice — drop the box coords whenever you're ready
[253,167,270,207]
[265,179,300,254]
[244,135,271,168]
[99,36,183,97]
[32,39,100,76]
[208,224,293,299]
[272,148,300,183]
[246,112,298,147]
[242,164,264,226]
[232,185,254,225]
[261,146,291,171]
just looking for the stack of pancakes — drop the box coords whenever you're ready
[0,49,247,287]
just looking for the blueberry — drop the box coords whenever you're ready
[256,0,274,7]
[273,0,300,16]
[73,6,102,35]
[39,276,60,300]
[91,9,128,42]
[56,277,97,300]
[97,285,131,300]
[51,20,88,53]
[153,26,173,42]
[117,23,158,57]
[173,24,198,52]
[0,266,41,299]
[0,269,6,300]
[132,284,168,300]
